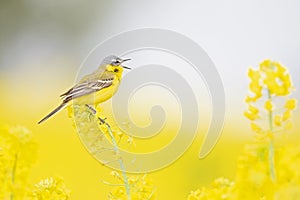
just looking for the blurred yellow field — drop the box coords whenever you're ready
[1,60,300,199]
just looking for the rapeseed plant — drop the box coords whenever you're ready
[238,59,298,199]
[73,104,156,200]
[0,126,70,200]
[188,59,299,200]
[0,126,38,200]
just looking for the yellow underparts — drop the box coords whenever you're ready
[67,75,121,113]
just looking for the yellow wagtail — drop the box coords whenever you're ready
[38,55,131,124]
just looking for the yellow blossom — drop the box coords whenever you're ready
[259,59,292,96]
[109,174,156,200]
[282,110,291,121]
[249,80,262,96]
[274,62,286,74]
[251,123,262,133]
[285,99,297,110]
[187,189,203,200]
[240,59,300,199]
[244,104,260,120]
[248,104,259,114]
[263,71,278,95]
[259,59,271,71]
[110,171,120,178]
[245,94,261,103]
[187,178,236,200]
[274,115,282,126]
[247,68,263,102]
[29,177,70,200]
[254,131,268,141]
[264,100,273,111]
[0,126,38,200]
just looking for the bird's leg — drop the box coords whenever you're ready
[85,104,96,114]
[85,104,107,125]
[85,104,96,121]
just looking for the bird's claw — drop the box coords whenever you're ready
[85,104,108,126]
[98,117,107,125]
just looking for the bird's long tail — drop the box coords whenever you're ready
[38,102,67,124]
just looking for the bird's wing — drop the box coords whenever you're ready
[61,77,114,103]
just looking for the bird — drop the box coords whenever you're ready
[38,55,131,124]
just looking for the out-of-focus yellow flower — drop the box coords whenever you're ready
[190,59,299,200]
[254,131,268,141]
[240,59,299,199]
[247,68,263,102]
[110,171,120,179]
[260,59,293,96]
[251,122,262,133]
[248,104,259,114]
[259,59,271,70]
[0,126,38,200]
[245,59,297,133]
[236,143,300,199]
[187,178,236,200]
[187,189,204,200]
[244,111,258,121]
[274,115,282,126]
[235,143,276,199]
[264,100,273,111]
[244,104,260,121]
[109,174,156,200]
[29,177,70,200]
[263,71,279,95]
[282,110,291,121]
[285,98,297,110]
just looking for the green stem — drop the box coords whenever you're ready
[85,105,131,199]
[10,153,18,200]
[267,91,276,182]
[105,123,131,200]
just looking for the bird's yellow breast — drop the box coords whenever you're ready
[94,77,120,104]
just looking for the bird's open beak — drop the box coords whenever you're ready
[122,65,131,70]
[121,58,131,70]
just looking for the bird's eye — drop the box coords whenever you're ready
[114,68,119,73]
[112,60,120,66]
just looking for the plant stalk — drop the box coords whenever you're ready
[10,153,18,200]
[105,123,131,200]
[267,91,276,182]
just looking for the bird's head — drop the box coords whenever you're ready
[101,55,131,78]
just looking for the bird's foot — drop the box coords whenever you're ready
[85,104,108,126]
[98,117,108,126]
[85,104,96,114]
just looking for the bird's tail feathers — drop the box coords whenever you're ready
[38,102,67,124]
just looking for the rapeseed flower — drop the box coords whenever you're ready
[29,177,70,200]
[238,59,298,198]
[187,178,236,200]
[108,174,156,200]
[244,60,296,139]
[0,126,38,200]
[187,59,298,200]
